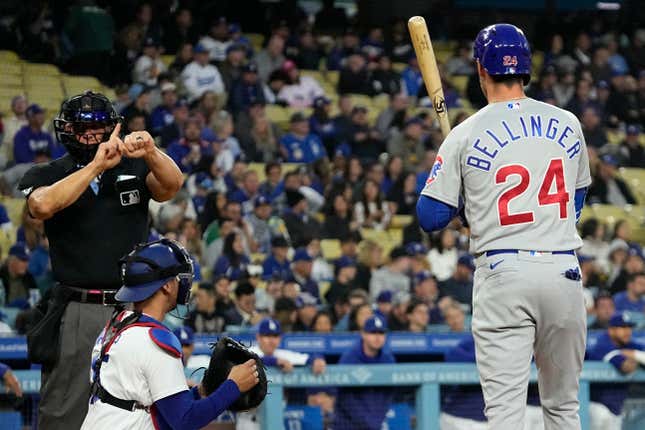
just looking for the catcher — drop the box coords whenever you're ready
[81,238,267,429]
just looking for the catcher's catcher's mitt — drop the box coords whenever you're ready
[201,336,267,411]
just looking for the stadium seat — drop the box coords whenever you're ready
[63,75,103,96]
[372,94,390,111]
[250,253,266,264]
[300,69,324,82]
[324,70,339,86]
[318,281,331,302]
[265,105,290,130]
[449,75,469,96]
[23,62,60,76]
[390,215,413,229]
[347,94,372,109]
[321,239,341,260]
[619,168,645,204]
[0,74,23,88]
[435,49,452,65]
[248,163,267,182]
[0,50,20,63]
[0,87,23,98]
[606,130,624,145]
[246,33,264,51]
[160,54,174,68]
[391,62,407,73]
[0,62,22,75]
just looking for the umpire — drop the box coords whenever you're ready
[18,91,183,429]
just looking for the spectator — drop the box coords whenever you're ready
[322,194,358,240]
[0,361,23,402]
[572,32,592,67]
[347,106,384,162]
[334,315,395,429]
[283,190,322,248]
[444,301,466,332]
[293,292,320,331]
[338,230,361,260]
[0,243,37,307]
[327,28,361,71]
[617,125,644,167]
[162,8,198,55]
[337,53,371,95]
[354,179,392,231]
[375,93,409,142]
[13,104,58,165]
[369,246,411,300]
[387,171,418,215]
[289,247,320,299]
[590,293,616,330]
[312,311,334,333]
[553,71,577,108]
[273,296,298,333]
[229,170,260,216]
[361,27,385,62]
[198,17,232,63]
[401,56,423,99]
[388,291,410,331]
[229,63,266,116]
[369,55,401,96]
[243,106,280,163]
[213,231,250,280]
[166,118,213,173]
[309,96,339,155]
[565,79,596,118]
[132,37,166,86]
[291,29,323,70]
[262,236,291,281]
[413,271,442,324]
[126,112,147,133]
[587,312,645,430]
[181,43,226,103]
[606,73,640,126]
[245,196,277,253]
[277,60,325,108]
[219,44,247,93]
[445,43,475,76]
[120,84,151,131]
[222,280,260,327]
[347,301,374,332]
[579,218,611,274]
[280,112,327,163]
[587,155,636,205]
[613,272,645,313]
[355,239,383,291]
[186,282,225,333]
[168,42,193,77]
[580,107,607,149]
[314,0,348,36]
[210,110,241,162]
[258,162,283,201]
[439,254,475,311]
[406,299,430,332]
[160,99,190,148]
[406,242,430,276]
[428,229,459,282]
[213,275,234,316]
[325,256,358,306]
[256,35,286,83]
[591,46,614,83]
[228,23,253,57]
[150,83,178,136]
[172,326,195,368]
[607,239,630,291]
[256,273,284,314]
[381,155,404,195]
[1,95,27,167]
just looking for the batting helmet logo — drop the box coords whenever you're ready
[426,155,444,185]
[503,55,518,66]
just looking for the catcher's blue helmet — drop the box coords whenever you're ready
[473,23,531,85]
[116,238,194,304]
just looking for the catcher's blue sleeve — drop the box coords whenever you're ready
[154,379,240,429]
[417,195,458,232]
[574,187,587,223]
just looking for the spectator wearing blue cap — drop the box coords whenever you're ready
[13,104,60,165]
[161,8,198,55]
[406,241,430,276]
[374,290,393,322]
[309,95,340,153]
[160,99,190,148]
[132,37,167,87]
[167,118,214,174]
[613,272,645,313]
[334,315,395,429]
[279,112,328,163]
[181,42,225,103]
[172,326,195,367]
[228,62,266,116]
[587,312,645,430]
[325,256,358,305]
[587,154,636,206]
[289,248,320,299]
[186,282,225,334]
[412,271,443,324]
[150,83,179,136]
[219,43,248,93]
[293,292,321,331]
[262,237,291,281]
[0,242,37,307]
[229,170,260,217]
[369,246,411,301]
[439,255,475,312]
[618,125,644,168]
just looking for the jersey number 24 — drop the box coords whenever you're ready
[495,158,569,226]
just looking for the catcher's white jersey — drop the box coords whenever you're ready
[421,97,591,253]
[81,318,188,430]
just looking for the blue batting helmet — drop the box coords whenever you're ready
[116,238,194,304]
[473,23,531,84]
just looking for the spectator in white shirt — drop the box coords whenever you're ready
[1,95,28,168]
[181,43,226,103]
[197,17,232,63]
[132,37,167,86]
[277,60,325,108]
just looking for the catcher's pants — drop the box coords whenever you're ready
[39,301,114,430]
[472,251,586,430]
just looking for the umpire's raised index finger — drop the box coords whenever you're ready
[110,122,121,139]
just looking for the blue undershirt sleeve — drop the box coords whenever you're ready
[574,187,587,224]
[154,379,240,429]
[416,195,459,233]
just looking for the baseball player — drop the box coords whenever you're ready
[417,24,591,430]
[81,238,259,430]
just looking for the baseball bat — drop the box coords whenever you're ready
[407,16,452,138]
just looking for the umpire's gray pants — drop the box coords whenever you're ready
[39,302,114,430]
[471,251,586,430]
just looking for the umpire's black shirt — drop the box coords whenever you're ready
[18,154,152,289]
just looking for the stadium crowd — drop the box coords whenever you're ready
[0,1,643,339]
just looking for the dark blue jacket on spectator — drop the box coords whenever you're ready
[401,67,422,99]
[587,332,644,415]
[150,105,175,135]
[213,254,250,281]
[280,133,327,163]
[229,189,255,216]
[441,336,487,421]
[166,138,213,173]
[13,127,60,163]
[229,80,266,115]
[262,255,292,281]
[334,338,396,430]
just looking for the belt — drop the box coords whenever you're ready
[60,285,118,305]
[485,249,575,257]
[95,384,148,412]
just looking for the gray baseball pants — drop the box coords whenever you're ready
[472,250,586,430]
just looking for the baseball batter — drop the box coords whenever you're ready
[417,24,591,430]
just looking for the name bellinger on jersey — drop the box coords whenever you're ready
[421,97,591,254]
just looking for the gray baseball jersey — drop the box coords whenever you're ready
[421,97,591,253]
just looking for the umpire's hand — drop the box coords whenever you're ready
[121,131,156,158]
[227,359,260,392]
[92,123,123,172]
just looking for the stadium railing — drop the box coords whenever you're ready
[9,362,645,430]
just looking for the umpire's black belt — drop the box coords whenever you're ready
[484,249,575,257]
[95,384,148,412]
[59,284,118,305]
